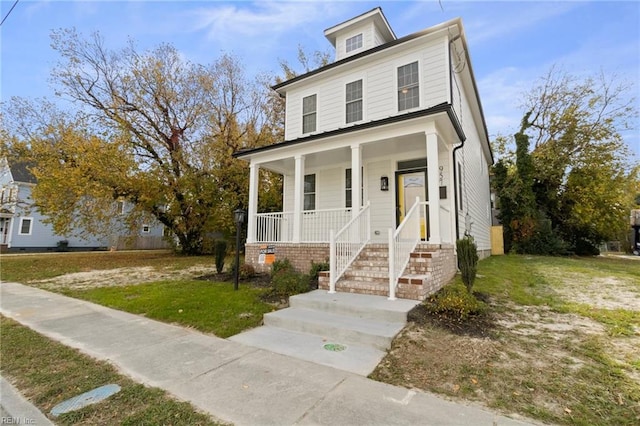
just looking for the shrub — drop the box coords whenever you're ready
[239,263,255,280]
[270,258,311,298]
[309,260,329,289]
[424,282,486,321]
[270,258,295,278]
[214,240,227,274]
[456,234,479,294]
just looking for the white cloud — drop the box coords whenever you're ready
[190,1,346,41]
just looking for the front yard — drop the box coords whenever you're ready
[1,251,639,425]
[371,255,640,426]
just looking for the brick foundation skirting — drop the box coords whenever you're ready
[245,243,330,274]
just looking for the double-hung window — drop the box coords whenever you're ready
[19,218,32,235]
[345,80,363,124]
[398,61,419,111]
[302,94,317,134]
[304,174,316,211]
[346,33,363,53]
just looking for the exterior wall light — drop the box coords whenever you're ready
[380,176,389,191]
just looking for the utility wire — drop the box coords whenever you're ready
[0,0,20,27]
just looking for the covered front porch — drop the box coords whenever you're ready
[238,118,460,299]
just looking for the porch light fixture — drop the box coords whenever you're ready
[380,176,389,191]
[233,208,246,291]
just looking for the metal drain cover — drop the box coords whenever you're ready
[323,343,347,352]
[51,384,121,416]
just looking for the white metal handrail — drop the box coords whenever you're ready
[388,197,423,300]
[329,202,371,293]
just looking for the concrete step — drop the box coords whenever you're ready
[228,326,386,376]
[289,290,419,323]
[263,307,405,350]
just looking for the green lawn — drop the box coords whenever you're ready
[62,280,274,338]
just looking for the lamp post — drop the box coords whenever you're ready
[233,208,246,291]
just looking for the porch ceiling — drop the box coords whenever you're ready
[257,132,449,174]
[254,112,459,174]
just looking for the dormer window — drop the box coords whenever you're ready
[345,80,363,123]
[302,94,317,133]
[398,61,420,111]
[346,33,363,53]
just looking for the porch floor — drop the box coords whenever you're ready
[228,290,419,375]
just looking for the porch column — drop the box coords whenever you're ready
[247,162,259,243]
[293,154,305,243]
[351,144,362,218]
[426,132,441,244]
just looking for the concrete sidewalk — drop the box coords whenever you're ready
[0,282,536,425]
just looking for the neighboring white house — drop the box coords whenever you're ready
[234,8,493,300]
[0,158,166,252]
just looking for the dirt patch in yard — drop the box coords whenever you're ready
[544,270,640,311]
[33,265,217,290]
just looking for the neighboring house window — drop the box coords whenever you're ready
[346,33,363,52]
[19,217,32,235]
[116,200,125,215]
[345,80,363,124]
[398,61,419,111]
[142,224,150,233]
[302,94,317,134]
[304,174,316,210]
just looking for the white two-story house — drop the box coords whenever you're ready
[235,8,492,300]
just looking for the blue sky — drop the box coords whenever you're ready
[1,0,639,157]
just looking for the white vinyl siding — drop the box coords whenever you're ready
[302,94,317,133]
[454,69,492,252]
[284,36,447,140]
[345,80,363,124]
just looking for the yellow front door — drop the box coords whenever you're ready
[396,171,427,239]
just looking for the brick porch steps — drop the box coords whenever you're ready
[229,290,419,375]
[318,243,456,300]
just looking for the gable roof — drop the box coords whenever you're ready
[9,161,37,184]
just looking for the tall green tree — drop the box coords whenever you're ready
[493,67,638,254]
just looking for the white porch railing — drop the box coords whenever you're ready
[388,197,424,300]
[255,212,293,243]
[301,208,352,242]
[254,208,352,243]
[329,202,371,293]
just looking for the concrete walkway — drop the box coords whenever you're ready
[0,282,536,425]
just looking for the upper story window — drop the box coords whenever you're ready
[345,80,363,124]
[116,200,125,215]
[346,33,363,53]
[398,61,419,111]
[304,174,316,210]
[302,94,317,134]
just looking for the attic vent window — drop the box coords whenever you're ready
[346,33,363,53]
